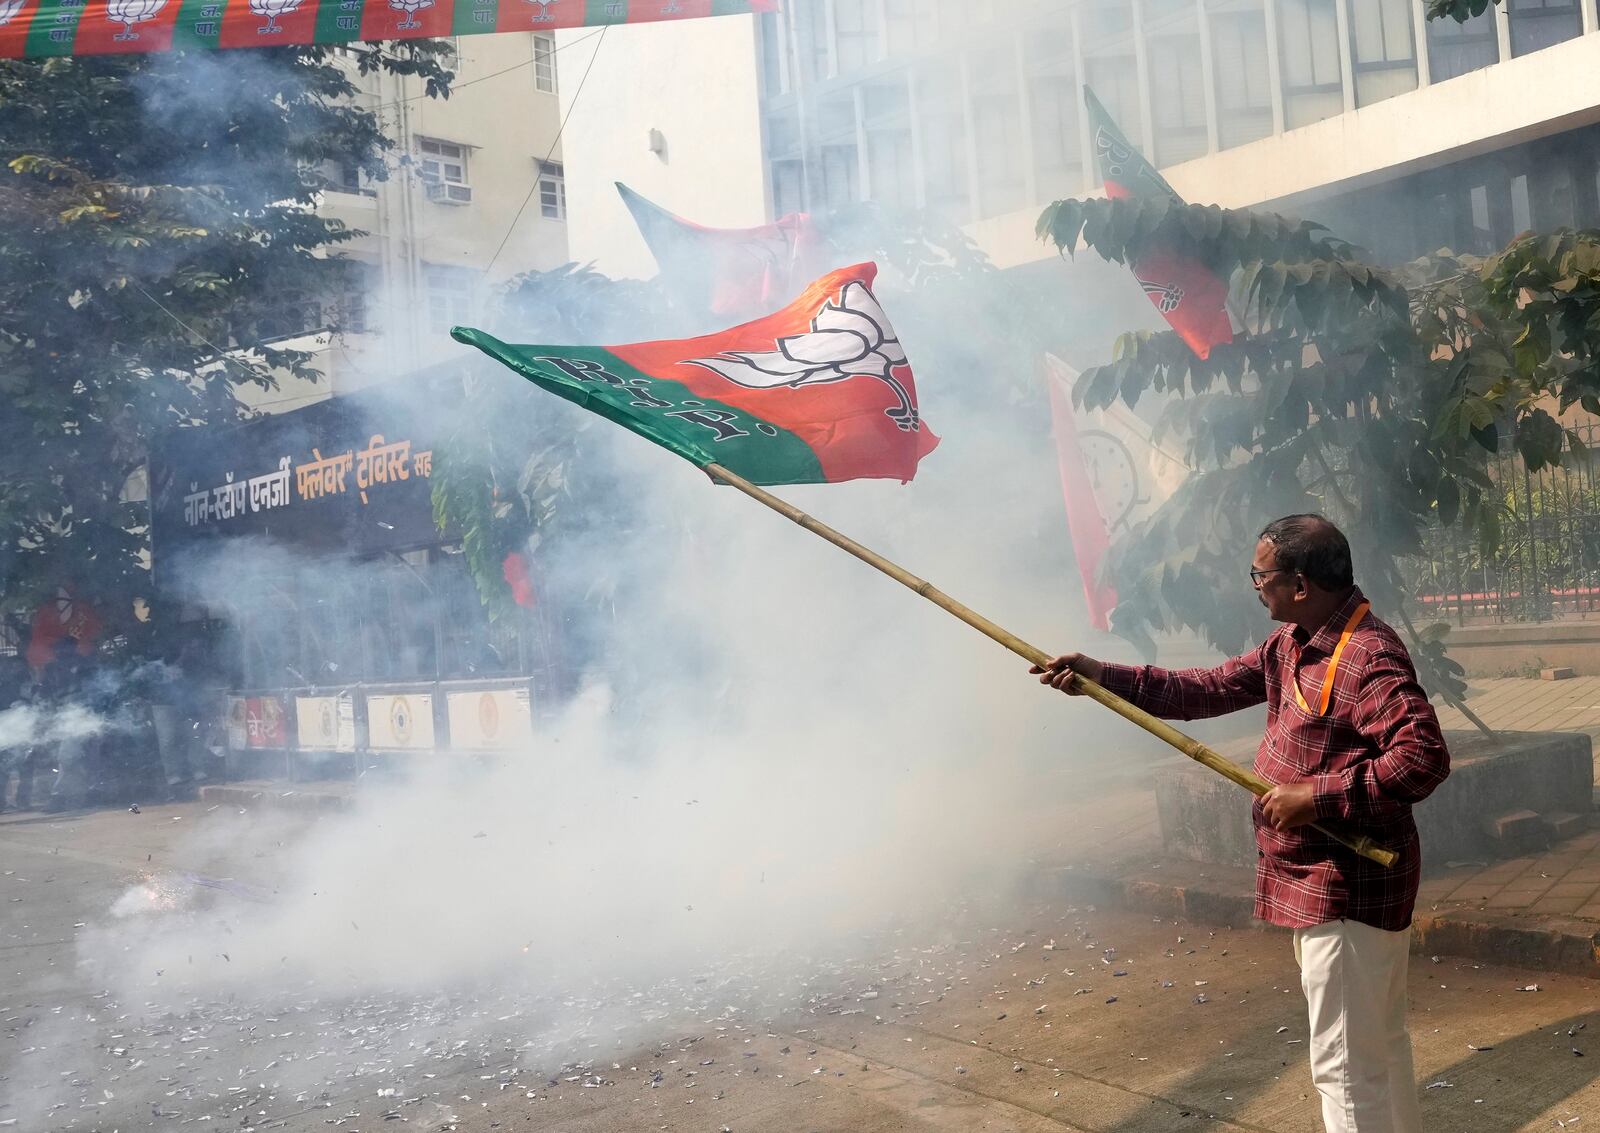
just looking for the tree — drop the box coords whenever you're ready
[0,43,453,651]
[1037,194,1600,706]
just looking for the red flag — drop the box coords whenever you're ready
[26,587,102,671]
[501,551,536,609]
[616,182,824,319]
[1045,358,1117,632]
[1084,87,1234,361]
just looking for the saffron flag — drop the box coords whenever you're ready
[1084,87,1234,361]
[453,262,938,486]
[1044,357,1117,632]
[0,0,776,61]
[617,182,822,319]
[26,587,102,671]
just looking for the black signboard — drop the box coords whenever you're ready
[150,388,446,567]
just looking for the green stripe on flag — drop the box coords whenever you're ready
[452,328,828,486]
[584,0,631,24]
[25,0,85,57]
[451,0,499,37]
[312,0,365,44]
[171,0,224,52]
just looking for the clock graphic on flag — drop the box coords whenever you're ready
[1079,429,1143,532]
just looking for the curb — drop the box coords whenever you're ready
[198,783,353,814]
[1049,866,1600,979]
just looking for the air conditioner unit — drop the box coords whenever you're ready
[425,181,473,205]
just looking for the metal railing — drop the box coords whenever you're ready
[1418,420,1600,624]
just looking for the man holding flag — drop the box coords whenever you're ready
[1033,515,1450,1133]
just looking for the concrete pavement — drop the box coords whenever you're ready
[2,801,1599,1131]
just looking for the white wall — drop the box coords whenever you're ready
[557,15,769,281]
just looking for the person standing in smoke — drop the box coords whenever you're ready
[0,652,37,811]
[150,631,205,801]
[39,636,94,812]
[1032,515,1449,1133]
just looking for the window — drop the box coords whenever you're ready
[324,159,374,197]
[885,0,938,54]
[834,0,881,73]
[916,65,970,222]
[863,79,917,208]
[757,10,786,95]
[416,137,468,185]
[815,93,860,208]
[424,264,479,333]
[533,34,557,94]
[970,48,1026,217]
[766,109,806,213]
[1426,7,1498,80]
[1277,0,1343,128]
[1210,5,1273,150]
[1026,26,1083,198]
[1507,0,1582,57]
[538,160,566,220]
[1147,34,1208,166]
[331,262,380,336]
[1348,0,1416,107]
[1511,173,1532,234]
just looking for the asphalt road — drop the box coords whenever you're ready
[2,800,1598,1132]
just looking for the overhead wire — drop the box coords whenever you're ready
[484,23,609,275]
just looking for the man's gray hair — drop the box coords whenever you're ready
[1258,514,1354,591]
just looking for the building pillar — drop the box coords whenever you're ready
[1015,31,1040,206]
[1131,0,1159,155]
[1412,0,1432,86]
[906,70,928,210]
[1071,5,1097,194]
[1262,0,1288,135]
[852,84,872,202]
[1333,0,1357,112]
[959,51,982,223]
[1196,0,1222,153]
[1494,0,1513,62]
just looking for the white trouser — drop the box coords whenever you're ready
[1293,919,1421,1133]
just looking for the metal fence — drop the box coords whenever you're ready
[1419,419,1600,625]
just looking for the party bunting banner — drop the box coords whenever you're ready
[0,0,776,60]
[452,262,939,487]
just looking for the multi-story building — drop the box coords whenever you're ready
[559,0,1600,280]
[251,31,570,412]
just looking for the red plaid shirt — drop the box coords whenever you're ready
[1098,587,1450,931]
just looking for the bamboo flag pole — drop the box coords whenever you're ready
[705,462,1399,870]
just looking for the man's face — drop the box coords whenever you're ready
[1251,538,1298,622]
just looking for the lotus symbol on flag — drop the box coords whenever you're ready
[0,0,24,29]
[525,0,559,20]
[107,0,168,39]
[1141,279,1184,314]
[689,281,922,432]
[387,0,434,29]
[250,0,304,33]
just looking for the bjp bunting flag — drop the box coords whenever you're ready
[452,262,939,486]
[0,0,776,60]
[1083,86,1235,361]
[616,182,823,320]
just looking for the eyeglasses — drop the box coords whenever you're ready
[1249,567,1290,589]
